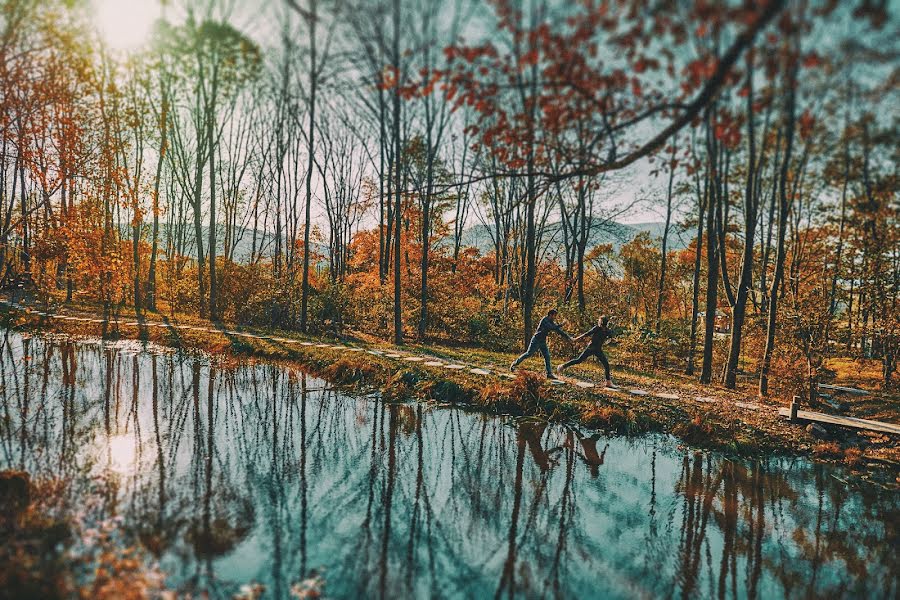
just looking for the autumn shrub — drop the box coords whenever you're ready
[170,264,203,315]
[343,273,396,337]
[438,299,523,351]
[416,378,471,404]
[672,415,715,445]
[481,371,548,413]
[309,280,350,334]
[616,327,659,369]
[216,260,271,321]
[770,335,811,398]
[478,382,510,410]
[655,318,692,365]
[240,280,297,328]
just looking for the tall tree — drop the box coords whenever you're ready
[759,39,798,397]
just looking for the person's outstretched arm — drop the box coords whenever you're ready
[557,326,574,343]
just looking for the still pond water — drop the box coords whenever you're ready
[0,330,897,599]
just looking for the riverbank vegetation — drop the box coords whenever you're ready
[4,300,898,487]
[0,1,896,446]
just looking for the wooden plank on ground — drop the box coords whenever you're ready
[778,408,900,435]
[817,384,870,396]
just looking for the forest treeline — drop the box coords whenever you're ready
[0,0,896,395]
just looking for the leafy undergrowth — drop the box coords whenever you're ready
[0,470,167,599]
[2,299,898,483]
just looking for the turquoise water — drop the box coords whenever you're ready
[0,331,897,599]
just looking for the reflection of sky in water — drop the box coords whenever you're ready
[1,331,897,599]
[105,433,138,475]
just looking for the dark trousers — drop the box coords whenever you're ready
[512,338,552,375]
[561,346,610,379]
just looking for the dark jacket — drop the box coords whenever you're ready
[584,325,613,349]
[532,316,567,343]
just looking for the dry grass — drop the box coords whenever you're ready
[581,406,628,432]
[673,415,716,445]
[812,442,843,459]
[843,447,865,468]
[477,372,550,415]
[321,357,382,385]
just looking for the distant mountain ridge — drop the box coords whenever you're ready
[458,220,688,255]
[135,219,685,263]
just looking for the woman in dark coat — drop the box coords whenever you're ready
[558,315,615,387]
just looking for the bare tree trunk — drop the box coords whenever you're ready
[828,117,850,318]
[392,0,403,345]
[724,53,758,388]
[19,155,29,275]
[207,94,218,321]
[700,111,720,385]
[760,56,798,397]
[147,87,167,311]
[379,85,387,284]
[300,0,318,332]
[686,149,706,376]
[655,145,676,335]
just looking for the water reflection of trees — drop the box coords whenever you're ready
[0,332,896,599]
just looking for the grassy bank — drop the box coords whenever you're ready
[1,297,897,488]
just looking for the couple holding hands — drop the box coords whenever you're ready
[510,309,615,387]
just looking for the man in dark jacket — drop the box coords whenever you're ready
[510,309,573,379]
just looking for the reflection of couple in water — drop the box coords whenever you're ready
[577,435,609,478]
[511,310,615,387]
[518,421,609,478]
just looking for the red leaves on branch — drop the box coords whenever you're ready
[631,78,643,98]
[682,57,718,95]
[520,49,539,67]
[802,52,822,69]
[444,45,498,64]
[714,111,742,149]
[378,66,398,90]
[426,0,791,173]
[798,109,816,139]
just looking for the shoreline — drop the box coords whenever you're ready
[1,298,897,488]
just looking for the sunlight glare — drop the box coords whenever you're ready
[93,0,160,53]
[107,433,138,474]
